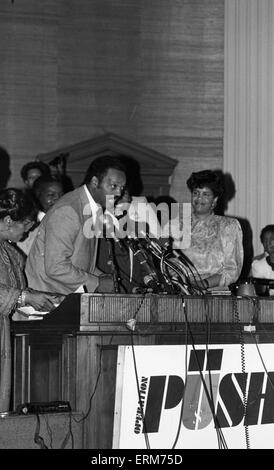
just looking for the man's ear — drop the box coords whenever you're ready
[3,215,13,228]
[91,176,99,188]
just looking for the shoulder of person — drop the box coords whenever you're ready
[55,186,83,206]
[5,240,25,266]
[252,252,266,262]
[131,196,147,201]
[251,256,269,276]
[216,215,242,230]
[44,187,84,216]
[42,204,81,230]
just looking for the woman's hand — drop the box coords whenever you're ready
[195,274,222,290]
[24,290,62,312]
[38,291,66,306]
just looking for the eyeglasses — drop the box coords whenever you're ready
[192,189,214,199]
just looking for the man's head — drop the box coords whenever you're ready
[260,225,274,256]
[32,175,64,213]
[83,156,127,209]
[21,161,51,189]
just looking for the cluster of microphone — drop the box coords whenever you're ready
[121,236,162,292]
[106,230,182,293]
[102,213,200,295]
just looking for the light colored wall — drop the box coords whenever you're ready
[0,0,224,203]
[224,0,274,256]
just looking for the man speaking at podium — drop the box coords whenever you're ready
[25,155,127,296]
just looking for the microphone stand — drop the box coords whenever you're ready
[105,237,121,293]
[123,237,162,293]
[138,234,203,295]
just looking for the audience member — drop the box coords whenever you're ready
[20,161,51,189]
[32,175,64,213]
[167,170,243,289]
[17,175,64,256]
[0,188,62,412]
[251,224,274,295]
[26,155,127,295]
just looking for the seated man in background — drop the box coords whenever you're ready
[25,155,127,295]
[20,160,51,189]
[17,175,64,256]
[251,224,274,295]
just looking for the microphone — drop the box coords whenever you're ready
[143,273,160,292]
[106,230,126,251]
[101,216,122,293]
[137,230,198,293]
[124,237,161,292]
[138,229,195,272]
[102,213,127,252]
[138,229,171,256]
[173,248,196,269]
[140,227,195,269]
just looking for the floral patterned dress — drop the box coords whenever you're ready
[169,213,244,286]
[0,241,26,412]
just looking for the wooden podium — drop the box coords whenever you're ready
[11,293,274,449]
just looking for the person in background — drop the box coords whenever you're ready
[0,188,62,412]
[251,225,274,295]
[32,175,64,214]
[168,170,243,290]
[20,161,51,189]
[26,155,127,295]
[17,175,64,256]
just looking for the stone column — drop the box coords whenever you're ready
[224,0,274,255]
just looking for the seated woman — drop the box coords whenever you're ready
[168,170,244,290]
[0,188,63,412]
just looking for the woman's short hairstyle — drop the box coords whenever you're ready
[186,170,224,198]
[32,175,63,198]
[0,188,37,222]
[20,161,51,182]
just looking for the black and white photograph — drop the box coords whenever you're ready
[0,0,272,461]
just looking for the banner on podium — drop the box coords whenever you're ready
[113,343,274,449]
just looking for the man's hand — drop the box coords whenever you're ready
[95,274,115,293]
